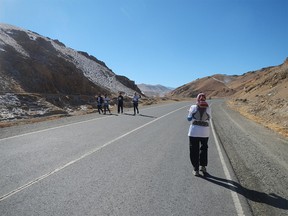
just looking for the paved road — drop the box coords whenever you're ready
[0,100,272,216]
[212,100,288,216]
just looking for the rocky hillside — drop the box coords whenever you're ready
[169,74,237,98]
[137,84,174,97]
[169,58,288,137]
[0,23,142,121]
[228,58,288,137]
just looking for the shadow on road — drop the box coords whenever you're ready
[139,114,157,118]
[201,173,288,210]
[123,113,157,118]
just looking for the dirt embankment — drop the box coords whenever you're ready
[228,99,288,138]
[227,60,288,138]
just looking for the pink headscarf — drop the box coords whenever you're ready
[196,93,208,108]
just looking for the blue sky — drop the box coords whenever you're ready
[1,0,287,88]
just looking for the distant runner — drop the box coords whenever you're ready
[132,92,141,115]
[96,94,104,114]
[117,92,124,114]
[103,94,111,114]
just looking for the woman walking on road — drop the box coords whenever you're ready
[187,93,211,176]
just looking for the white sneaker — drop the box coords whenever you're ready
[193,170,200,176]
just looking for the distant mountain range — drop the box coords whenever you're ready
[137,84,174,97]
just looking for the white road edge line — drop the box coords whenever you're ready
[210,117,245,216]
[0,115,113,142]
[0,106,185,202]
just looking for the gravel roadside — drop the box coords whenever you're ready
[212,99,288,216]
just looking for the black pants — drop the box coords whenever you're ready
[118,103,123,113]
[133,102,139,114]
[189,136,208,171]
[97,105,103,114]
[104,104,110,114]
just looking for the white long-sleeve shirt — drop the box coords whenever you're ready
[187,104,211,137]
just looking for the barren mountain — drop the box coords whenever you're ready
[169,74,237,98]
[0,23,142,121]
[169,58,288,137]
[228,58,288,137]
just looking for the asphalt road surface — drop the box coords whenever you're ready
[0,100,287,216]
[211,100,288,216]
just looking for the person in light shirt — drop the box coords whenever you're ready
[103,94,111,114]
[187,93,211,176]
[132,92,141,115]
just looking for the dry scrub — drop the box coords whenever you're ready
[228,99,288,138]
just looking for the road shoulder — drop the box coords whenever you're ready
[212,100,288,216]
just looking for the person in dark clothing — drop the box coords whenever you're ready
[96,94,104,114]
[117,92,124,114]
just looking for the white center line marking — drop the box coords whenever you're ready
[0,106,185,202]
